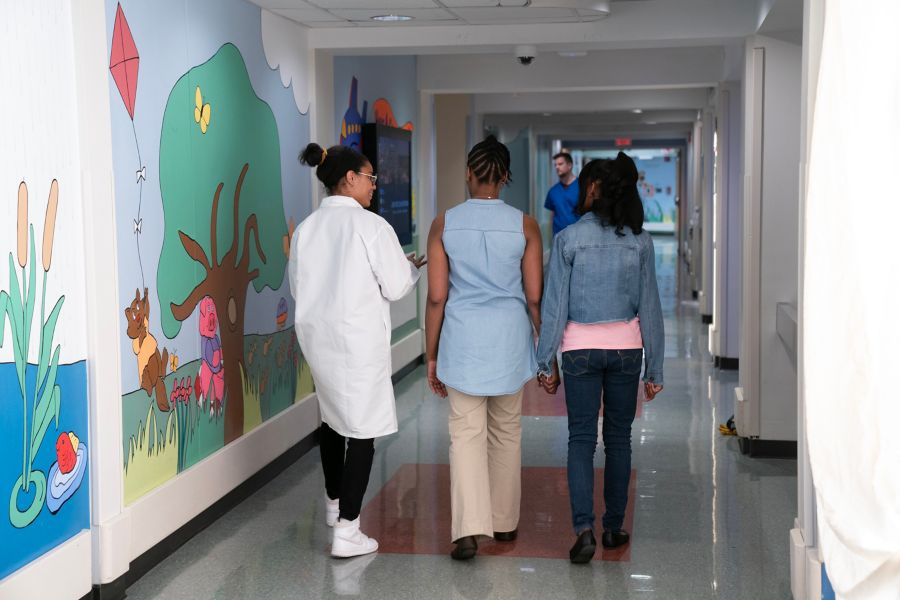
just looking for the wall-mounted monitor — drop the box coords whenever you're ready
[362,124,412,246]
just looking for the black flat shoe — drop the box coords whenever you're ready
[569,530,597,564]
[493,529,517,542]
[601,529,630,549]
[451,536,478,560]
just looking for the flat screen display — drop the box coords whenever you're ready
[363,125,412,246]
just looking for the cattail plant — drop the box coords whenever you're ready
[0,180,65,528]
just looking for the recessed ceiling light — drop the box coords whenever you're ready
[371,14,413,21]
[558,51,587,58]
[646,121,658,125]
[542,112,553,117]
[632,109,643,114]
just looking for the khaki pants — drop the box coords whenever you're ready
[448,387,523,541]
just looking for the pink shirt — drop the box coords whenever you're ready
[560,319,643,352]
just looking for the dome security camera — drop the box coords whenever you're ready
[514,45,537,66]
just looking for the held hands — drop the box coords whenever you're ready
[427,359,447,398]
[644,382,663,401]
[537,359,560,394]
[407,253,427,268]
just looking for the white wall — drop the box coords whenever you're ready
[709,81,743,361]
[418,47,724,94]
[736,34,801,442]
[434,94,472,213]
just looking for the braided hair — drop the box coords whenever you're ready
[466,135,512,185]
[578,152,644,236]
[299,143,369,193]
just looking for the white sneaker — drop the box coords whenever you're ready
[325,494,340,527]
[331,517,378,558]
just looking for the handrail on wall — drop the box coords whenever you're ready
[776,302,798,369]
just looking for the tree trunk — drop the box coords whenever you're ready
[211,284,246,445]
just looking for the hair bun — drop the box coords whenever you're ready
[615,152,639,184]
[299,143,325,168]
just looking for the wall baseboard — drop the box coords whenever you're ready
[738,437,797,458]
[0,530,92,600]
[714,355,739,370]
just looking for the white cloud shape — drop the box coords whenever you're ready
[261,10,311,115]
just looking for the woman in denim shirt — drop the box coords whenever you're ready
[536,153,664,563]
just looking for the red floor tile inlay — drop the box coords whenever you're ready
[522,378,645,419]
[360,464,636,561]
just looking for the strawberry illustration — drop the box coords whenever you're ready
[56,432,77,474]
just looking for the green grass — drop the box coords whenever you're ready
[123,400,178,505]
[240,364,263,434]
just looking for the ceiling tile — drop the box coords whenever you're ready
[440,0,498,6]
[453,6,577,21]
[310,0,439,8]
[354,18,464,26]
[301,20,358,26]
[328,7,456,20]
[272,7,343,21]
[254,0,318,8]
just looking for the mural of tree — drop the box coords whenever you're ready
[158,43,287,443]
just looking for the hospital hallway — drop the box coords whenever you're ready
[122,237,797,600]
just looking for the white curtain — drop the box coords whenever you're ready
[804,2,900,598]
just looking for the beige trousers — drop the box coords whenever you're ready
[447,386,523,542]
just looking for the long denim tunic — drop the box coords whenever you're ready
[535,212,665,384]
[436,199,538,396]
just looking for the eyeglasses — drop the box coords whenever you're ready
[356,171,378,184]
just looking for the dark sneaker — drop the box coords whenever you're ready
[569,530,597,564]
[450,535,478,560]
[601,529,630,549]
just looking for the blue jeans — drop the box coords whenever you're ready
[562,348,642,533]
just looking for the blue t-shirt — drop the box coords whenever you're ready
[544,180,580,235]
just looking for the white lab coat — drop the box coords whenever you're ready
[289,195,420,439]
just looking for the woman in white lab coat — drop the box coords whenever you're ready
[290,142,425,558]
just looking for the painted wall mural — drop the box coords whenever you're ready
[0,1,91,580]
[338,76,414,152]
[106,0,314,505]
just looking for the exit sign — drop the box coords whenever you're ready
[615,137,632,147]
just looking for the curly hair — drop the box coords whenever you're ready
[577,152,644,236]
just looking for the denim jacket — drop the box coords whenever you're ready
[536,212,665,384]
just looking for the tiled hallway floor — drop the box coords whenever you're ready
[126,238,797,599]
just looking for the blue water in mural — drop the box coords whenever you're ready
[0,361,90,581]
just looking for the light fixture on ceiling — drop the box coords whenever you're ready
[371,14,413,21]
[542,112,553,117]
[632,109,643,114]
[645,121,658,125]
[589,0,611,17]
[558,51,588,58]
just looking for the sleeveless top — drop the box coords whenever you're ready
[437,199,538,396]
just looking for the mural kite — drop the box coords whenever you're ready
[109,2,149,288]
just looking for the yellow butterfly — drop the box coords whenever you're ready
[194,86,211,134]
[170,352,179,372]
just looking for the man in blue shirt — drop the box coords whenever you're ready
[544,152,580,235]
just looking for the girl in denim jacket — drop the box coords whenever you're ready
[536,153,664,563]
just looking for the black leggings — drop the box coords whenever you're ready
[319,421,375,522]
